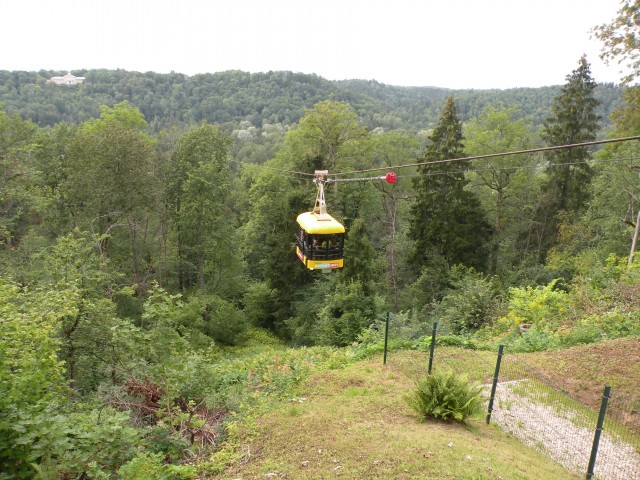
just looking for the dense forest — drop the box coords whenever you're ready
[0,68,623,133]
[3,25,640,477]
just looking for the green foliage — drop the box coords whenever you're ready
[199,294,248,345]
[0,275,141,478]
[118,452,196,480]
[585,88,640,261]
[315,280,378,346]
[242,282,278,329]
[433,266,499,334]
[464,105,542,275]
[413,334,479,351]
[340,217,376,292]
[542,56,600,212]
[593,0,640,85]
[167,122,241,295]
[29,408,140,479]
[0,70,622,132]
[509,324,561,353]
[236,326,283,349]
[407,370,483,422]
[0,105,39,248]
[142,425,191,463]
[561,310,640,346]
[409,97,491,274]
[60,102,159,282]
[493,280,570,334]
[0,279,68,476]
[535,56,601,260]
[403,257,451,314]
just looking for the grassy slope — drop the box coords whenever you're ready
[213,358,578,479]
[523,337,640,409]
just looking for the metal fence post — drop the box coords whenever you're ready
[486,344,504,425]
[383,312,390,365]
[586,385,612,479]
[427,321,437,375]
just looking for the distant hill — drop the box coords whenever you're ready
[0,69,623,133]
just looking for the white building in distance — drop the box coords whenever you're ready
[49,72,85,85]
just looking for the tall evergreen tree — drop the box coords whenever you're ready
[409,97,491,276]
[536,55,601,258]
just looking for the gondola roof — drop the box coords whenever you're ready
[296,212,345,234]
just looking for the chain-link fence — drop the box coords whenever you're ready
[382,317,493,381]
[494,354,640,479]
[381,315,640,480]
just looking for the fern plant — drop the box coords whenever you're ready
[407,369,484,422]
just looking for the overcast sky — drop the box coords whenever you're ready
[2,0,626,90]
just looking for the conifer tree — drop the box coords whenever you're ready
[536,55,601,258]
[409,97,491,276]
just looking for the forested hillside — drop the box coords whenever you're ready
[0,69,622,132]
[2,49,640,477]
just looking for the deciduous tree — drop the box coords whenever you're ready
[61,101,158,284]
[167,122,239,296]
[593,0,640,85]
[464,105,542,275]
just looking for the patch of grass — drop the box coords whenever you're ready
[520,337,640,409]
[386,348,496,384]
[209,359,579,479]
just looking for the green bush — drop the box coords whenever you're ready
[118,452,196,480]
[504,280,569,330]
[560,322,603,347]
[509,324,561,352]
[200,294,248,345]
[242,282,278,329]
[560,310,640,347]
[315,280,376,346]
[433,265,499,334]
[412,334,478,351]
[355,311,426,356]
[406,369,484,423]
[27,407,140,479]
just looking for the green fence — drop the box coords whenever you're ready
[382,316,640,480]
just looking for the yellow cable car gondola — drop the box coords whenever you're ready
[295,170,345,272]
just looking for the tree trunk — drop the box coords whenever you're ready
[198,254,206,296]
[628,208,640,265]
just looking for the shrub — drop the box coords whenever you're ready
[406,369,483,423]
[433,266,499,334]
[412,334,478,351]
[200,294,248,345]
[355,311,430,356]
[492,279,570,336]
[315,280,376,346]
[242,282,277,329]
[118,452,196,480]
[560,310,640,347]
[28,407,140,479]
[509,324,561,352]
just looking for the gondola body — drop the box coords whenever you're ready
[295,211,345,271]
